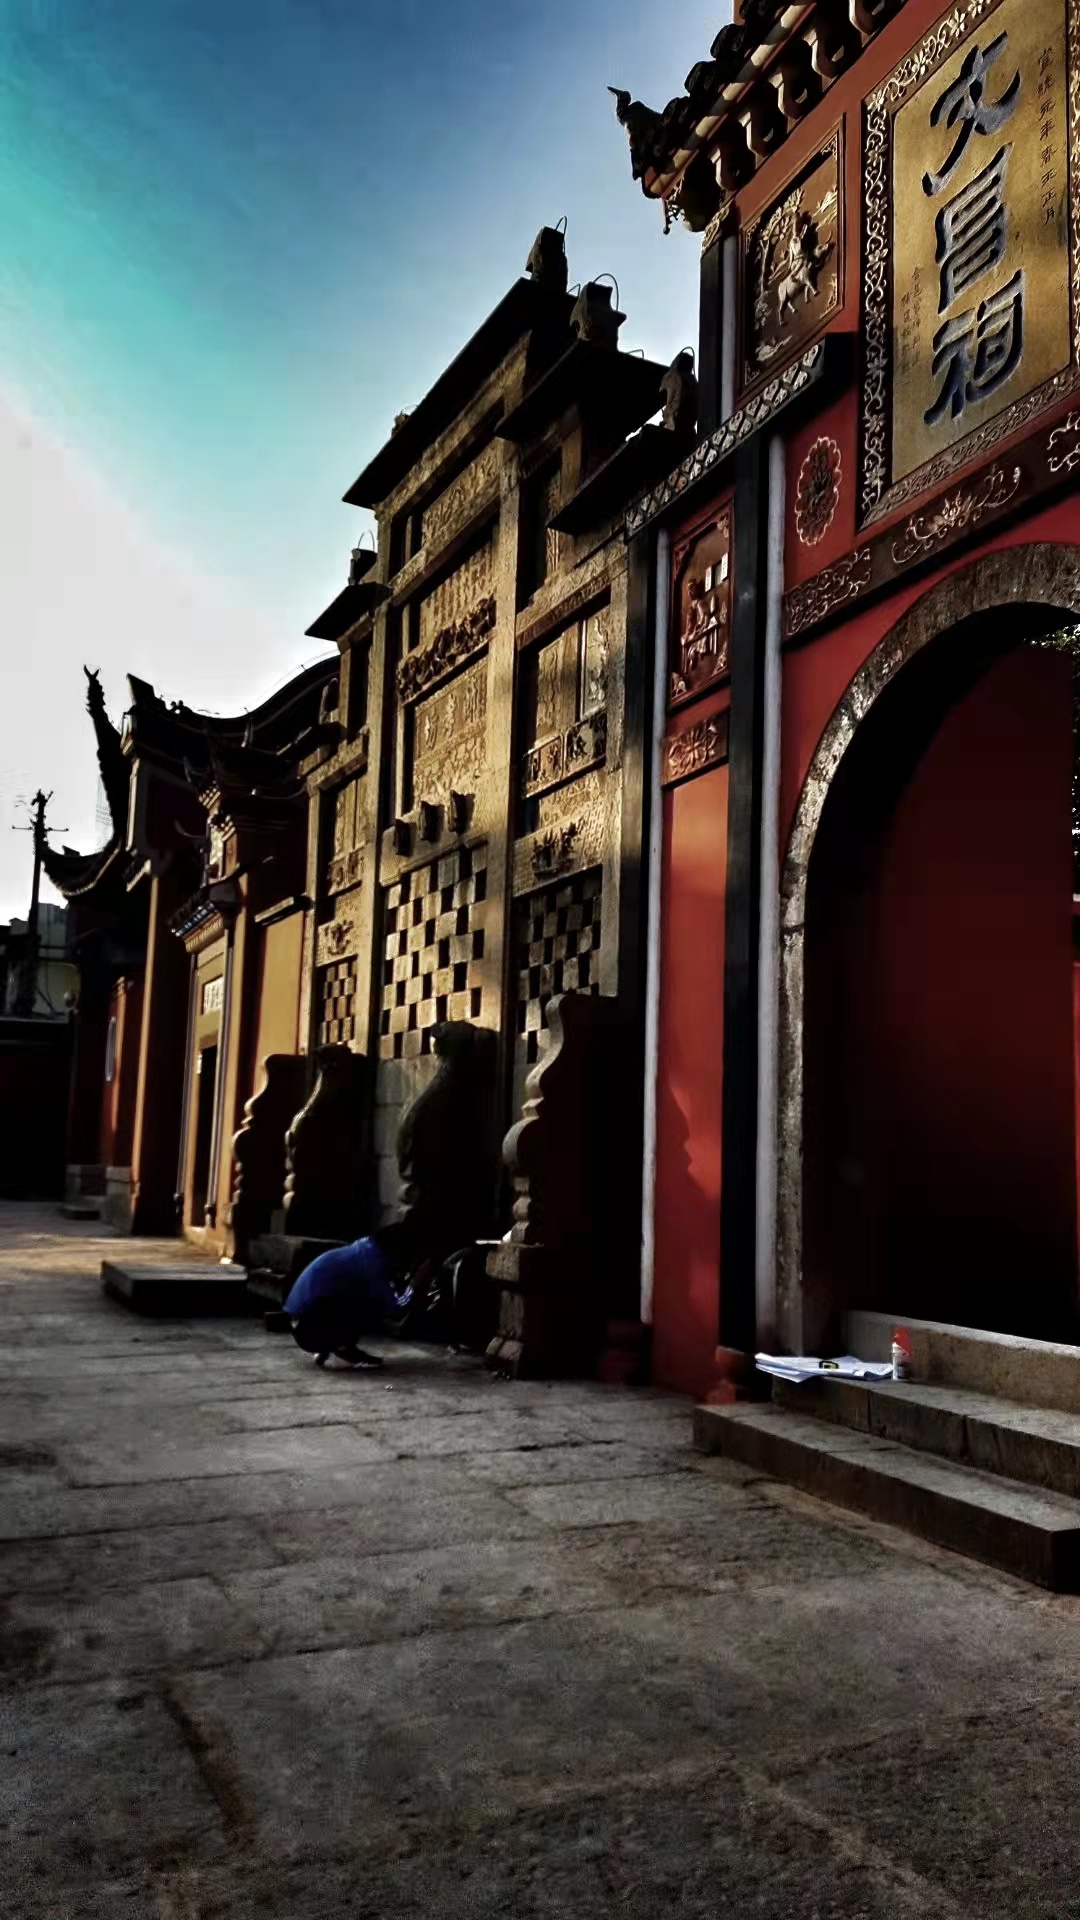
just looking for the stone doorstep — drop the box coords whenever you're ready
[694,1402,1080,1593]
[101,1261,255,1318]
[772,1375,1080,1502]
[845,1309,1080,1415]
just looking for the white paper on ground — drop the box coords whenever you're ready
[754,1353,895,1384]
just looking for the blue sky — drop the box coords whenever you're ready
[0,0,722,914]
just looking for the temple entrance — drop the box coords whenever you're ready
[777,551,1080,1354]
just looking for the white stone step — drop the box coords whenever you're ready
[771,1374,1080,1500]
[844,1310,1080,1413]
[694,1401,1080,1590]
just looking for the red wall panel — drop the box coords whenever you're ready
[652,764,728,1398]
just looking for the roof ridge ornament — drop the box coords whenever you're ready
[525,224,569,293]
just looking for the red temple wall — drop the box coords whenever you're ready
[100,976,143,1171]
[804,644,1075,1333]
[651,756,729,1399]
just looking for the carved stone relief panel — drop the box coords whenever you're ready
[418,537,496,650]
[410,657,488,809]
[327,774,367,896]
[378,843,488,1061]
[520,609,611,802]
[512,777,615,897]
[670,509,733,708]
[420,441,500,553]
[315,894,362,968]
[740,129,842,398]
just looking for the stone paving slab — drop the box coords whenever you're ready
[5,1204,1080,1917]
[0,1517,280,1598]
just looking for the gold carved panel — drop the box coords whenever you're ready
[740,130,841,397]
[861,0,1077,524]
[411,656,488,807]
[670,509,733,709]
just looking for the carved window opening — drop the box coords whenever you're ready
[378,844,488,1061]
[517,458,561,607]
[517,608,610,833]
[512,867,603,1113]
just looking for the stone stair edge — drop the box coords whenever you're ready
[693,1400,1080,1590]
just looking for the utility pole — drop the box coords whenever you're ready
[12,790,52,1018]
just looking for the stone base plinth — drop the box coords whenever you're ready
[102,1261,254,1317]
[102,1167,134,1233]
[247,1234,343,1305]
[485,1242,600,1380]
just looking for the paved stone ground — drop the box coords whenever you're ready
[4,1206,1080,1917]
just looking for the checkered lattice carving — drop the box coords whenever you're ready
[318,956,359,1049]
[379,844,488,1060]
[514,867,602,1076]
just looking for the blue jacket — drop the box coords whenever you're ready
[284,1236,410,1321]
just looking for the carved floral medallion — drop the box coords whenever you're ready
[794,437,842,546]
[662,711,731,788]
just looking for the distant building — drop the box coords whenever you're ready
[0,902,75,1021]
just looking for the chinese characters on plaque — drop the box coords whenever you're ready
[861,0,1074,523]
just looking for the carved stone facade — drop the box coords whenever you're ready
[287,237,657,1289]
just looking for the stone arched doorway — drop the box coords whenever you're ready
[776,544,1080,1354]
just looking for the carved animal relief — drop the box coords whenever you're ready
[741,133,841,395]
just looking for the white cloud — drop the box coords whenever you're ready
[0,391,321,918]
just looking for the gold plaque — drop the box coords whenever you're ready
[861,0,1077,525]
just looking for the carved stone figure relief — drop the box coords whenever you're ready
[741,131,842,395]
[411,658,488,808]
[420,442,500,554]
[513,786,612,896]
[670,509,733,707]
[419,538,496,649]
[397,593,496,703]
[327,774,367,894]
[520,614,610,801]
